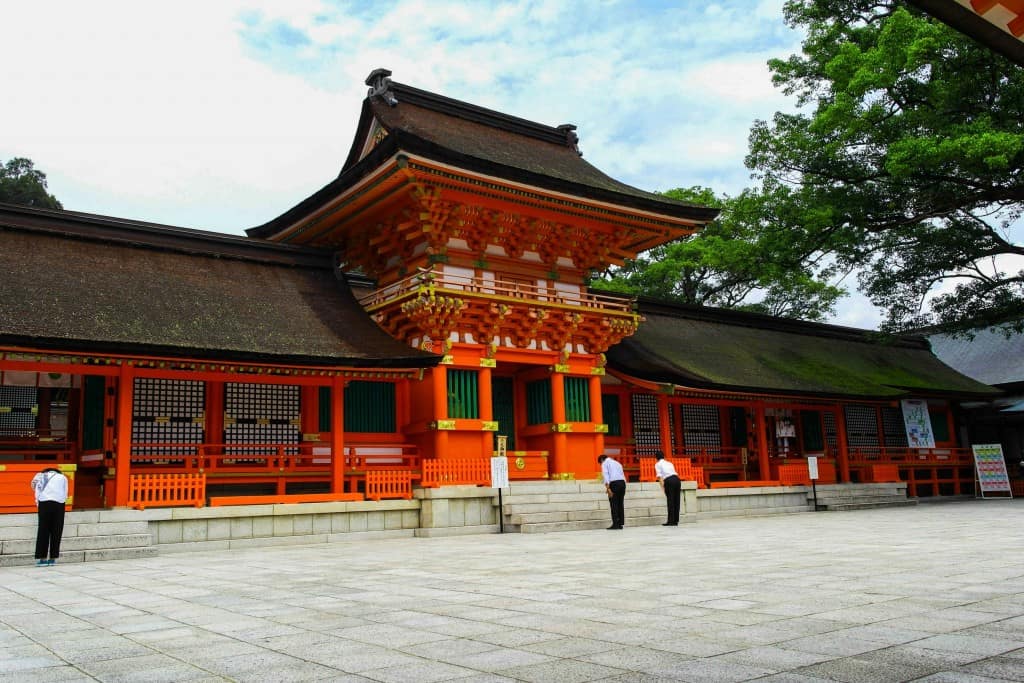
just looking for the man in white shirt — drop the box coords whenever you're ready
[31,467,69,566]
[654,451,681,526]
[597,454,626,529]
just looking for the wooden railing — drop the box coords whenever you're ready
[847,447,972,466]
[365,471,413,501]
[124,442,420,476]
[637,457,707,487]
[421,458,491,487]
[0,435,75,463]
[129,473,205,510]
[359,269,635,314]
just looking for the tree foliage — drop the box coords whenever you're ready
[0,158,62,210]
[747,0,1024,334]
[591,186,844,321]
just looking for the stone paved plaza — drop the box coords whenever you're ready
[2,500,1024,682]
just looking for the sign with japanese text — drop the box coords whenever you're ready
[972,443,1012,497]
[901,399,936,449]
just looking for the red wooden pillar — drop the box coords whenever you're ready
[550,372,567,476]
[755,403,771,481]
[589,375,604,458]
[834,405,851,483]
[658,394,673,458]
[113,363,135,507]
[479,365,493,456]
[331,376,345,494]
[433,365,449,457]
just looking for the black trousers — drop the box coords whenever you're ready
[608,479,626,528]
[663,475,681,524]
[35,500,65,560]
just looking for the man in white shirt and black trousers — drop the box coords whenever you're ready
[654,451,681,526]
[31,467,69,566]
[598,454,626,530]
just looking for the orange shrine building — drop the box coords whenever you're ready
[0,70,1000,512]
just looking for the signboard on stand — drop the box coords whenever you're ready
[972,443,1012,498]
[493,436,510,532]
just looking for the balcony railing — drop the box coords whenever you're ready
[358,269,635,314]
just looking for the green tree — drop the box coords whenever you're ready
[591,186,845,321]
[0,158,62,210]
[747,0,1024,334]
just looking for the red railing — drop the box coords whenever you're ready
[0,435,75,463]
[359,269,636,314]
[365,471,413,501]
[421,458,491,487]
[124,442,420,476]
[847,447,972,466]
[129,473,205,510]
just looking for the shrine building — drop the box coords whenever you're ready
[0,69,1000,515]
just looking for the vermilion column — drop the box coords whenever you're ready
[113,363,135,507]
[658,394,672,458]
[755,403,771,480]
[433,365,449,457]
[834,405,850,483]
[589,375,604,458]
[479,365,493,456]
[550,372,567,476]
[331,376,345,494]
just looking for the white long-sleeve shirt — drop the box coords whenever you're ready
[655,459,678,480]
[601,457,626,484]
[31,470,69,504]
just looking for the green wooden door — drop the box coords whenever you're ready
[492,377,516,451]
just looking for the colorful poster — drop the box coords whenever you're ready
[901,399,936,449]
[972,443,1012,496]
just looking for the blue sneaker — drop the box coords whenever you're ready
[36,559,47,566]
[46,559,56,566]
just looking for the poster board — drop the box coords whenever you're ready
[972,443,1012,498]
[901,399,936,449]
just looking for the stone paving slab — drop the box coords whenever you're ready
[1,500,1023,681]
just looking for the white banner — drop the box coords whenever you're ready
[901,399,936,449]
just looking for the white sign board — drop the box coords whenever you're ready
[490,456,509,489]
[901,399,936,449]
[972,443,1012,498]
[807,456,819,481]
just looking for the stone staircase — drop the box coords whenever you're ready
[0,510,157,567]
[808,483,918,511]
[500,480,683,533]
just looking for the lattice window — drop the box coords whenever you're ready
[844,404,879,448]
[0,386,37,435]
[681,404,721,452]
[631,394,661,455]
[565,377,590,422]
[823,411,838,449]
[526,379,552,425]
[602,394,621,437]
[224,382,299,454]
[132,379,205,456]
[447,370,479,419]
[881,406,909,447]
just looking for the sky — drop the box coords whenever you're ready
[0,1,886,329]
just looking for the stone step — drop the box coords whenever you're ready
[520,517,667,534]
[0,520,151,541]
[820,500,919,511]
[0,546,159,567]
[1,533,153,556]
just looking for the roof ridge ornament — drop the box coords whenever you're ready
[366,68,398,106]
[557,124,582,156]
